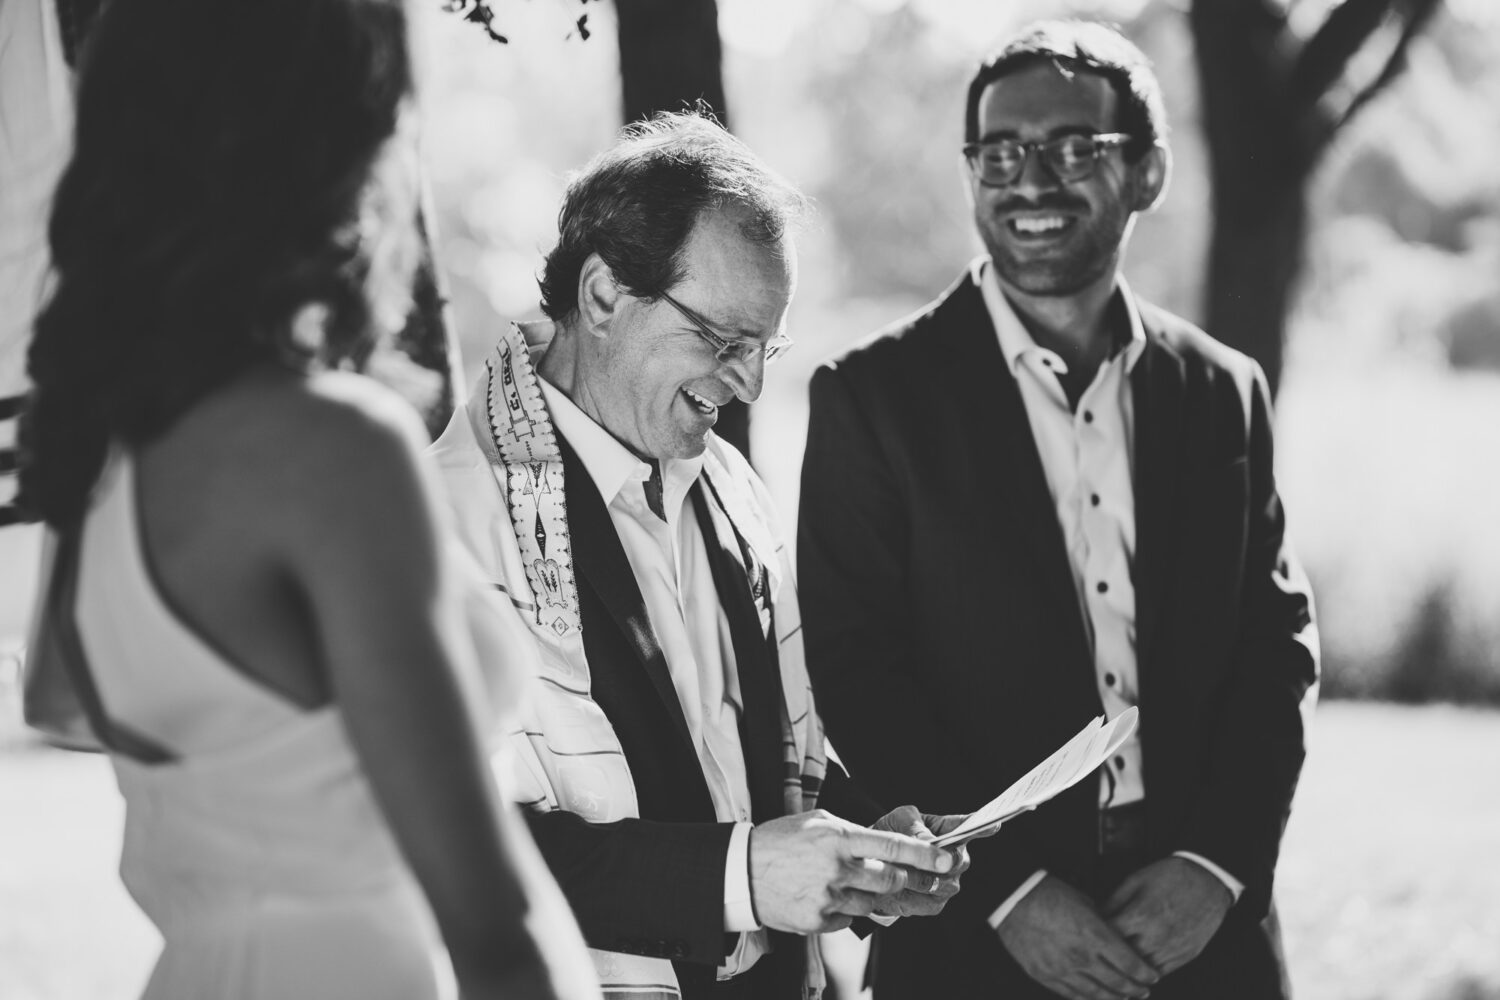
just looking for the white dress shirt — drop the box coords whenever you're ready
[970,260,1244,931]
[539,378,766,979]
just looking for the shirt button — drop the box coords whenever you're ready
[1096,581,1109,594]
[1083,410,1095,424]
[1090,493,1101,507]
[1114,756,1126,770]
[1104,672,1117,687]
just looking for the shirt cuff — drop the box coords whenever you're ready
[988,869,1049,931]
[724,822,760,932]
[1173,851,1244,903]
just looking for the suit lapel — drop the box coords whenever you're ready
[556,433,697,757]
[1130,323,1185,668]
[944,280,1090,648]
[690,482,786,822]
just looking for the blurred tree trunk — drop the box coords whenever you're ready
[1191,0,1441,397]
[617,0,729,128]
[615,0,751,460]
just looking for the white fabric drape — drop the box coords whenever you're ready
[0,0,72,399]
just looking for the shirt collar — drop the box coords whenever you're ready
[537,367,705,511]
[972,256,1147,376]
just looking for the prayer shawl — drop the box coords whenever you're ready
[430,321,829,999]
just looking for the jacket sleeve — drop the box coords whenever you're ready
[1177,362,1319,918]
[522,809,735,966]
[798,362,1049,927]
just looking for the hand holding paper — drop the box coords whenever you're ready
[932,707,1139,848]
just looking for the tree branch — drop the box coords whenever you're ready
[1288,0,1441,156]
[1332,0,1443,132]
[1289,0,1395,109]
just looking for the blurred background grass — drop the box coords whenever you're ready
[3,0,1499,997]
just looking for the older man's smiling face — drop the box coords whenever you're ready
[580,206,795,462]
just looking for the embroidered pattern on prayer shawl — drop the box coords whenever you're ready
[470,323,830,999]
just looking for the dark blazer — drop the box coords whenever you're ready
[798,272,1318,999]
[523,432,881,1000]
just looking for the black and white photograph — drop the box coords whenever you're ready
[2,1,1497,998]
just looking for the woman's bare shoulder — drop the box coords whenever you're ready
[197,367,424,464]
[155,366,437,537]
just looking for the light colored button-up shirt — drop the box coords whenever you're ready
[970,260,1243,931]
[539,378,765,979]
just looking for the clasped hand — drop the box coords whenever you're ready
[1103,857,1232,978]
[999,858,1233,1000]
[747,807,960,934]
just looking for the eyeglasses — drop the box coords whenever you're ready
[963,132,1131,187]
[659,290,793,366]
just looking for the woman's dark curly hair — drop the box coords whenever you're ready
[21,0,418,528]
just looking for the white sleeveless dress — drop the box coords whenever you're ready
[72,452,504,1000]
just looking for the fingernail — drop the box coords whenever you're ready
[936,853,954,873]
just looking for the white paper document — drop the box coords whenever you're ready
[931,706,1139,848]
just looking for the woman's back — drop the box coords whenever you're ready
[23,0,598,992]
[77,370,458,998]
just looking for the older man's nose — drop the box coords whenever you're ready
[724,351,765,404]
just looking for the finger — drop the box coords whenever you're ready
[1086,956,1157,996]
[1103,874,1146,917]
[1078,968,1149,1000]
[844,828,954,874]
[1097,940,1162,989]
[907,871,943,895]
[931,875,962,900]
[1143,940,1195,977]
[888,891,945,918]
[921,813,967,837]
[827,887,884,919]
[883,804,927,838]
[1050,975,1113,1000]
[841,857,909,896]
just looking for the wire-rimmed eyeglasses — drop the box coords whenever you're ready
[659,291,793,366]
[963,132,1131,187]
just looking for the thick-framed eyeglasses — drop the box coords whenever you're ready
[963,132,1131,187]
[659,290,793,366]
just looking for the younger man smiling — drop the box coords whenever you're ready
[800,20,1319,1000]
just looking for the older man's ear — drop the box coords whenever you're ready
[575,253,622,338]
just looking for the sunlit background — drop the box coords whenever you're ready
[3,0,1499,997]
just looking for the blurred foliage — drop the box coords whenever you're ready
[1280,6,1500,705]
[442,0,600,44]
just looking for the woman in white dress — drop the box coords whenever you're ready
[19,1,599,998]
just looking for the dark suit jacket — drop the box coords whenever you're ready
[798,273,1318,999]
[523,432,882,1000]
